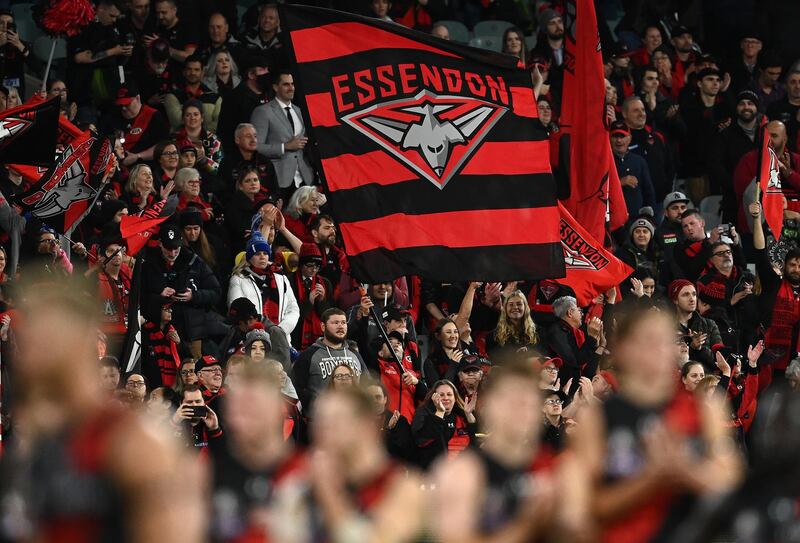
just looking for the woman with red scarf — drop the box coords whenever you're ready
[174,167,213,221]
[290,243,333,349]
[283,185,324,243]
[227,232,300,346]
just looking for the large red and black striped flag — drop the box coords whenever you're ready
[280,6,565,283]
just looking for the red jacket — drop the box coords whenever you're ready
[734,148,800,232]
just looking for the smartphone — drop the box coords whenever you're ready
[189,405,207,419]
[7,23,15,33]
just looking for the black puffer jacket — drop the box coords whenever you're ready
[140,246,221,341]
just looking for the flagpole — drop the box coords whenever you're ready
[40,40,57,94]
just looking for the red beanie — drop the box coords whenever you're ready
[298,243,322,265]
[668,279,694,302]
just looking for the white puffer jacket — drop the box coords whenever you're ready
[227,269,300,344]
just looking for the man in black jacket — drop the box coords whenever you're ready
[141,223,221,358]
[710,90,761,224]
[217,54,271,155]
[547,296,603,397]
[669,279,722,371]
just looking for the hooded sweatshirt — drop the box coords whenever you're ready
[291,338,367,409]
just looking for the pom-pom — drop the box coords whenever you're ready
[250,322,265,330]
[33,0,95,37]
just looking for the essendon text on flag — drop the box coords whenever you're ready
[560,219,610,271]
[331,64,510,111]
[281,5,564,282]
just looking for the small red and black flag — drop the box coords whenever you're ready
[120,196,178,255]
[280,5,564,283]
[0,97,60,166]
[13,134,114,234]
[758,124,783,238]
[557,203,633,305]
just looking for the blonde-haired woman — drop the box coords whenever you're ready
[283,185,326,243]
[122,163,173,212]
[485,290,538,360]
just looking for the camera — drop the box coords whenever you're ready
[188,405,207,419]
[124,33,135,47]
[720,223,732,235]
[7,22,16,33]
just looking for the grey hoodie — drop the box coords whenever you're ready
[291,338,368,409]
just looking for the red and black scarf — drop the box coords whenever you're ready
[764,280,800,370]
[250,266,281,324]
[294,271,324,349]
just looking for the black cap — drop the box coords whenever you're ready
[458,354,484,372]
[242,53,272,74]
[610,41,633,58]
[381,304,409,322]
[228,297,259,323]
[115,82,139,106]
[159,223,182,249]
[194,354,222,372]
[672,25,691,37]
[387,330,406,344]
[149,38,170,63]
[544,389,569,405]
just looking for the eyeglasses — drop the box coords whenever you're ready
[180,369,194,375]
[544,399,563,406]
[162,151,179,157]
[199,367,222,374]
[126,381,146,388]
[713,250,732,257]
[543,366,559,373]
[333,374,353,381]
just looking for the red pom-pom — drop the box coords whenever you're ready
[41,0,94,37]
[250,322,265,330]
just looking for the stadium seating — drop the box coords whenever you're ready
[434,20,469,43]
[468,36,502,52]
[473,20,513,38]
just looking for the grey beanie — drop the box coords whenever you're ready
[244,327,272,355]
[538,8,561,31]
[629,217,655,238]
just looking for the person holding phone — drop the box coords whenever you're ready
[0,11,28,99]
[141,223,222,358]
[171,383,221,452]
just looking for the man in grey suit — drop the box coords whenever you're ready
[250,70,315,200]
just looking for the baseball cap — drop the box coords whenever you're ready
[672,25,692,38]
[242,53,272,74]
[194,354,222,372]
[148,38,170,63]
[663,191,690,208]
[115,83,139,106]
[458,354,484,372]
[159,223,182,249]
[387,330,406,344]
[610,120,630,137]
[381,304,409,322]
[609,41,633,59]
[542,357,563,369]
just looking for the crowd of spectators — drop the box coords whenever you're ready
[0,0,799,541]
